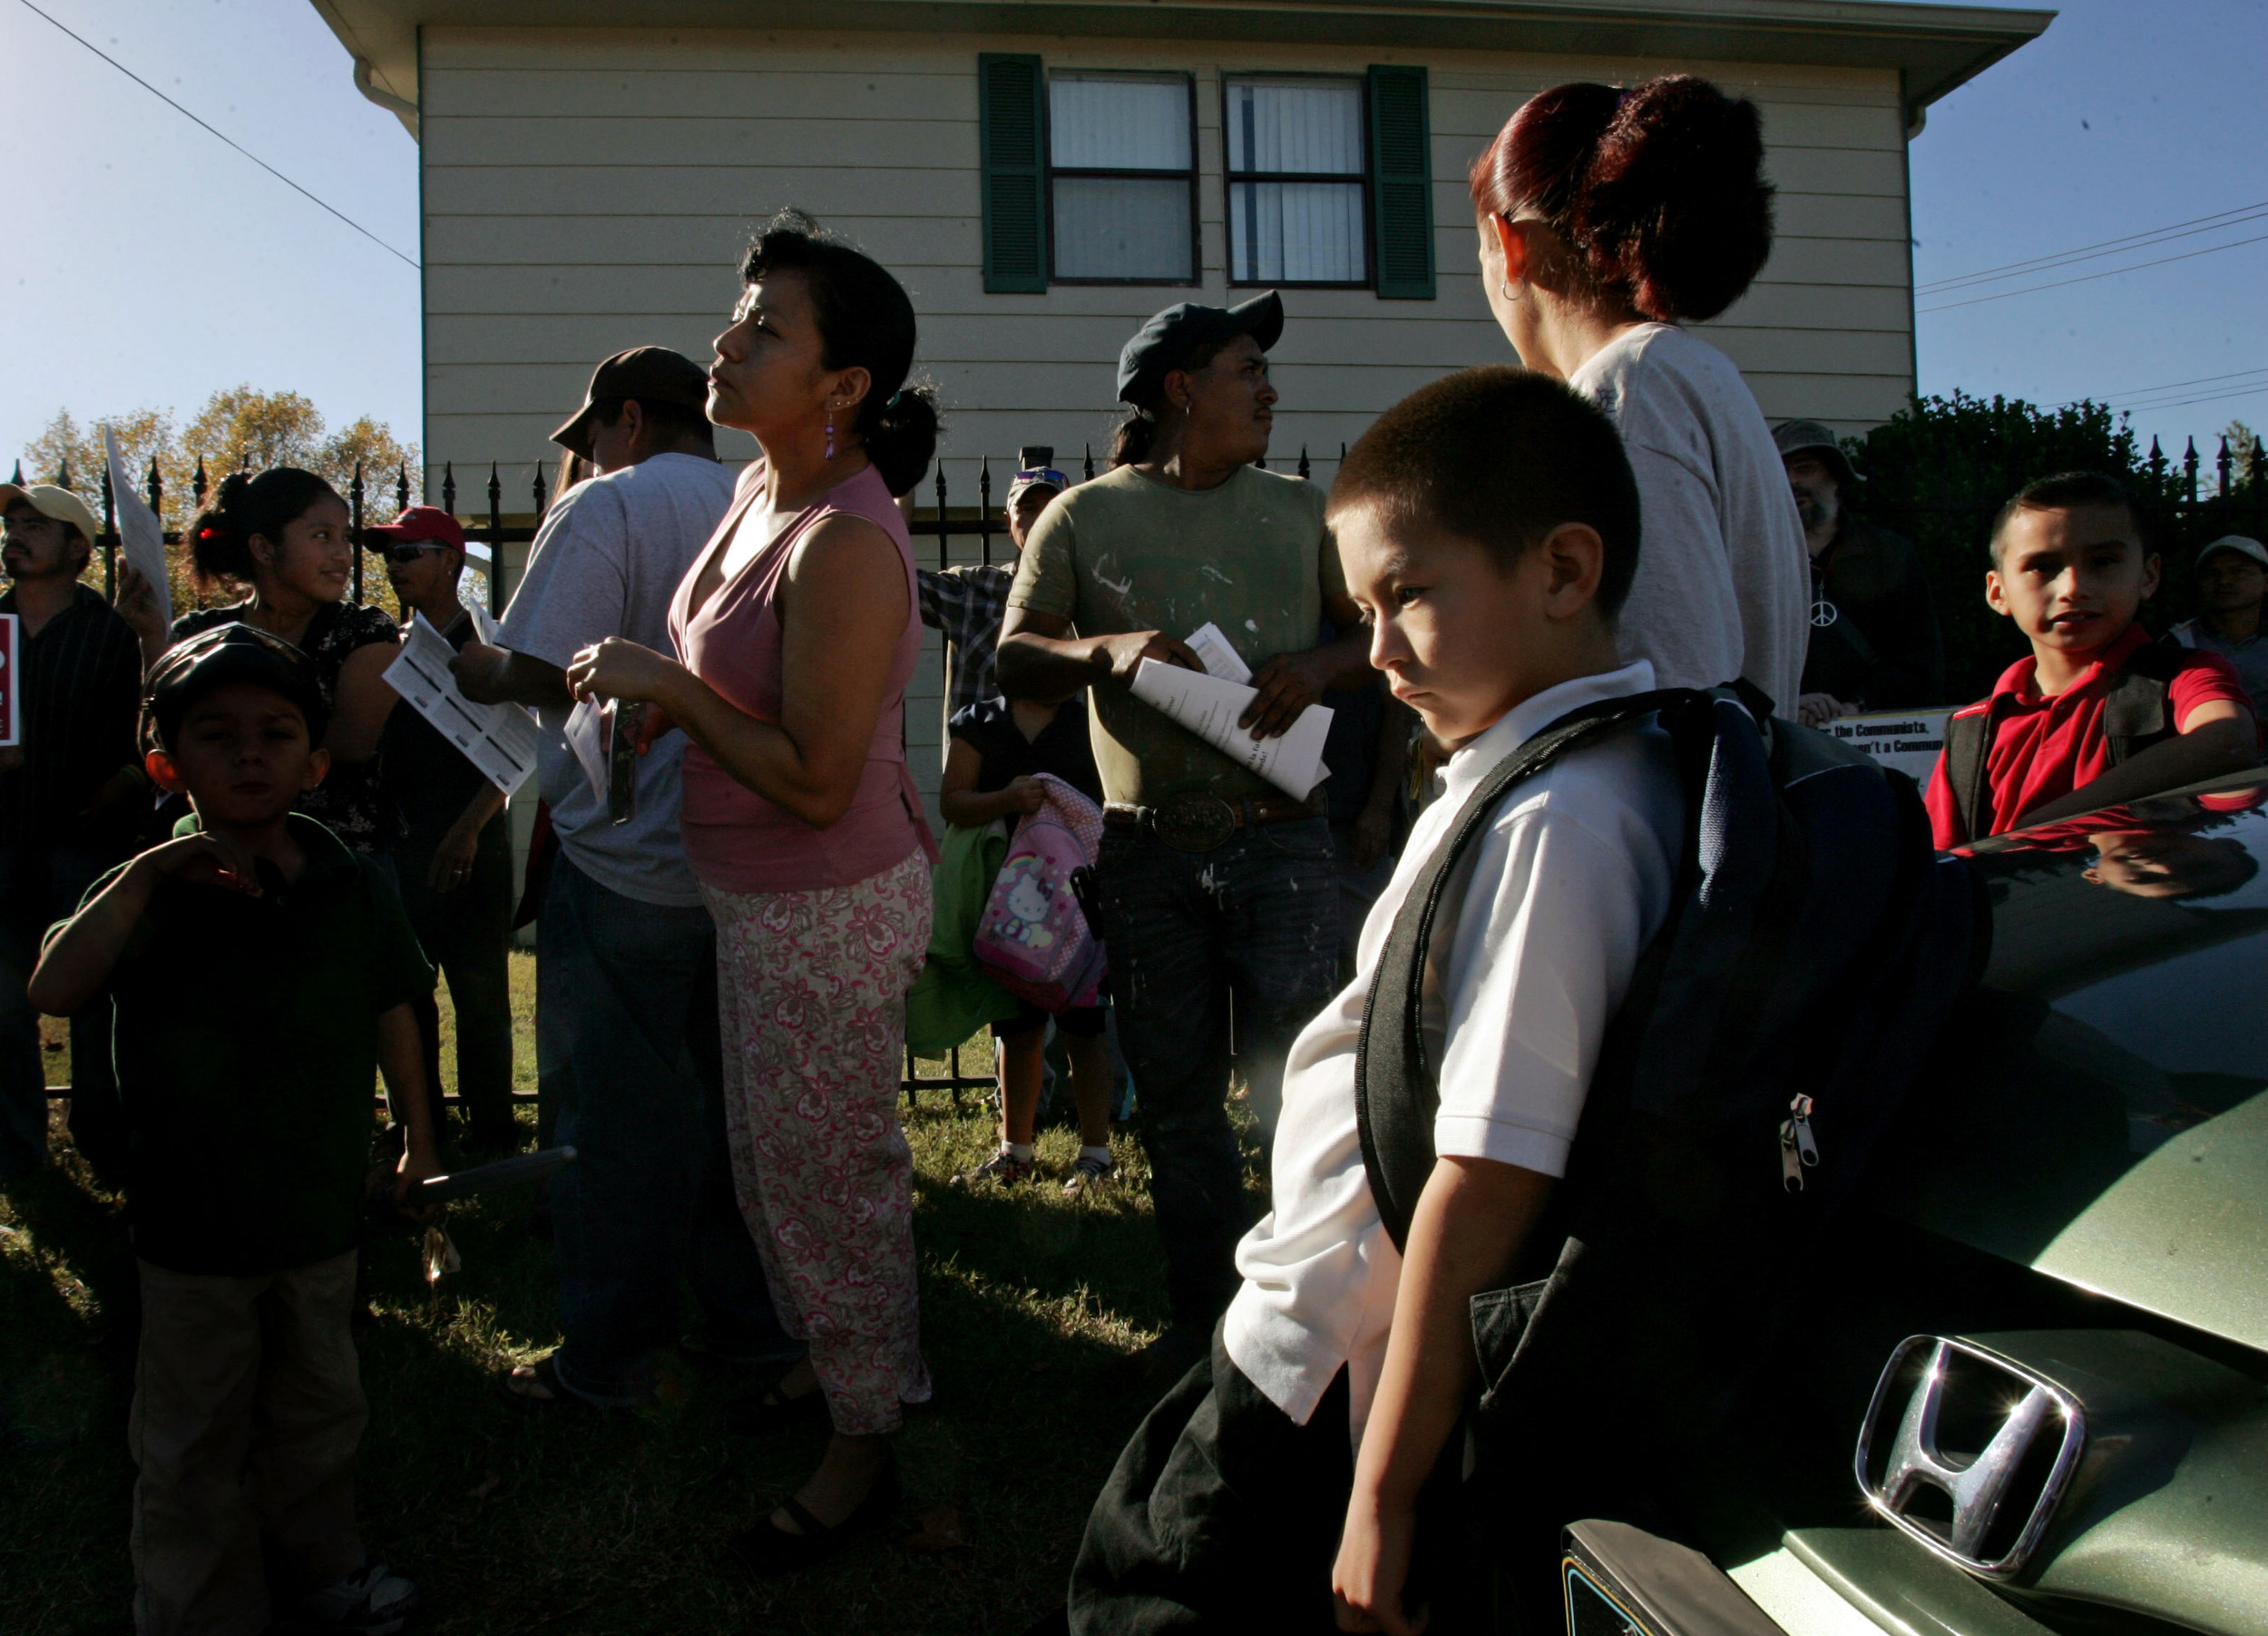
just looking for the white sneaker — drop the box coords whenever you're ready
[1062,1151,1116,1196]
[279,1562,421,1634]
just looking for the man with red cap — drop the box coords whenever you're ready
[366,505,518,1152]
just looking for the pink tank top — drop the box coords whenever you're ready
[669,460,935,894]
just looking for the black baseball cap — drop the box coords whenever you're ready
[142,624,329,752]
[1118,291,1284,407]
[551,347,713,458]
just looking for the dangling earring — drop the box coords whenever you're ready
[825,415,835,462]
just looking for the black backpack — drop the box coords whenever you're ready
[1355,684,1982,1631]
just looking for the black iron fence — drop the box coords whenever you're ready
[15,441,1340,1110]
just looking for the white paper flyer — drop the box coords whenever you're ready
[1129,655,1334,800]
[383,612,540,796]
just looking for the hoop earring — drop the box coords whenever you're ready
[825,416,835,462]
[1500,280,1521,302]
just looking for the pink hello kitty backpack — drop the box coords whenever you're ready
[973,774,1106,1012]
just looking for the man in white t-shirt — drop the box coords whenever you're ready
[1066,368,1685,1634]
[453,347,797,1408]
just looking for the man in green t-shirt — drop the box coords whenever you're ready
[1000,291,1372,1379]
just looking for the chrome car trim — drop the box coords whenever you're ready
[1853,1335,2087,1579]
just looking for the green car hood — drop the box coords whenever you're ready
[1881,782,2268,1356]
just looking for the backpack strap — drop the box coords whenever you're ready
[1354,688,1695,1253]
[2103,642,2182,764]
[1940,698,2011,847]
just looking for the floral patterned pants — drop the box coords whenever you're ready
[703,849,934,1436]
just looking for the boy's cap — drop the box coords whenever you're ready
[0,482,103,543]
[1007,467,1068,503]
[1771,419,1859,488]
[143,624,329,750]
[1118,290,1283,407]
[2197,534,2268,571]
[364,505,468,553]
[550,347,711,457]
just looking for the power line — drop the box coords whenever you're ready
[11,0,418,269]
[1917,205,2268,296]
[2097,364,2268,400]
[1917,230,2268,313]
[1916,200,2268,292]
[2113,383,2268,416]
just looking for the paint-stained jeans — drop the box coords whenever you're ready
[1097,818,1340,1335]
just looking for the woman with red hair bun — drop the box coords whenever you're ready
[1470,74,1808,714]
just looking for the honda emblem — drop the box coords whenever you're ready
[1853,1335,2086,1579]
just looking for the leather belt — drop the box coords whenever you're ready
[1104,790,1324,853]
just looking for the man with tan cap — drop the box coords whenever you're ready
[0,481,145,1184]
[451,347,797,1408]
[2170,534,2268,720]
[1774,418,1945,725]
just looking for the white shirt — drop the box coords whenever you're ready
[1223,661,1684,1441]
[1570,324,1810,715]
[496,453,737,906]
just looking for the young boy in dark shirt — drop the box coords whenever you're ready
[1926,472,2257,848]
[31,623,438,1636]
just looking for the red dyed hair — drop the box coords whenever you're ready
[1469,75,1774,324]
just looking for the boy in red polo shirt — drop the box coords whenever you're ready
[1926,472,2259,849]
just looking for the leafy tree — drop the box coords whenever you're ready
[1848,392,2266,701]
[17,392,419,608]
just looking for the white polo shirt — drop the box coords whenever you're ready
[1223,661,1685,1441]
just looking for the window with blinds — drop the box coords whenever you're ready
[1224,77,1369,287]
[1047,73,1198,285]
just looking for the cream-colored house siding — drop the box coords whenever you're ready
[422,25,1911,477]
[420,25,1919,817]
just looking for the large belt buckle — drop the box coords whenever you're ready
[1152,792,1238,853]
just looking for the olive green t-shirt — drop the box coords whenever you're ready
[1007,463,1340,805]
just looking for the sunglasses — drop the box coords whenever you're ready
[374,542,455,565]
[1011,469,1068,493]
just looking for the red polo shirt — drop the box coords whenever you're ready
[1925,622,2250,848]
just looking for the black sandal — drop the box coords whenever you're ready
[725,1462,901,1575]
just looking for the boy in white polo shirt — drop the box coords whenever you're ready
[1065,367,1685,1636]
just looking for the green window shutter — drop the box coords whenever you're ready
[980,54,1048,294]
[1367,64,1435,299]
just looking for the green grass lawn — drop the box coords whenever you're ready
[0,953,1255,1635]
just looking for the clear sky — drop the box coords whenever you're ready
[5,0,2265,476]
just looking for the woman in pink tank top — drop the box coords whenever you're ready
[566,212,940,1573]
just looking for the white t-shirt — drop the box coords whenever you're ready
[497,451,738,907]
[1223,661,1684,1442]
[1570,323,1809,714]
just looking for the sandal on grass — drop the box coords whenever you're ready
[494,1353,595,1411]
[725,1463,902,1576]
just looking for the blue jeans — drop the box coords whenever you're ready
[538,857,797,1403]
[1097,818,1341,1335]
[0,840,126,1183]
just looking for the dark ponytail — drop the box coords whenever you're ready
[1110,408,1158,468]
[740,209,942,496]
[1470,74,1774,324]
[182,466,340,593]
